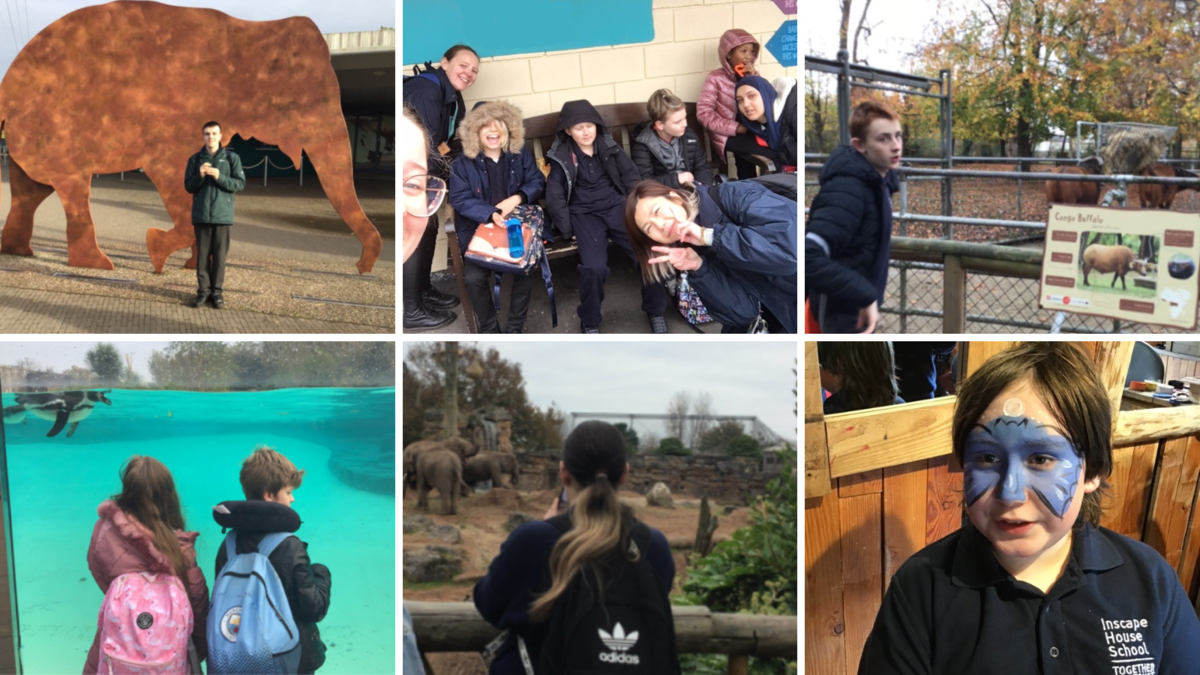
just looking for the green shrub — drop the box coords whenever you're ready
[727,434,762,457]
[656,437,692,456]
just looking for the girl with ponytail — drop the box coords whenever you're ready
[474,421,679,674]
[84,455,211,674]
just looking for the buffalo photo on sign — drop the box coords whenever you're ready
[1041,204,1200,329]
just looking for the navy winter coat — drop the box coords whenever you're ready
[448,148,546,251]
[402,66,466,178]
[689,180,798,332]
[805,144,898,332]
[184,144,245,225]
[544,100,641,239]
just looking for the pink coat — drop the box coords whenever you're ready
[83,500,210,675]
[697,29,761,155]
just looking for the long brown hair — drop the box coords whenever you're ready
[624,180,700,285]
[112,456,189,581]
[817,342,900,411]
[529,421,635,622]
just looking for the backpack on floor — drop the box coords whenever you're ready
[97,571,193,674]
[532,513,681,675]
[207,531,301,675]
[463,203,558,327]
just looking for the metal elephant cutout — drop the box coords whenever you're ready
[0,0,383,274]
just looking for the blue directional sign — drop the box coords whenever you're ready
[766,20,797,68]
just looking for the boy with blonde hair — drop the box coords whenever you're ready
[215,446,332,673]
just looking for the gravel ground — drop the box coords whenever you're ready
[0,171,395,329]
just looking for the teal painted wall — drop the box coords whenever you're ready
[402,0,654,64]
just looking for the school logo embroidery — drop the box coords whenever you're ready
[136,612,153,629]
[598,623,640,665]
[1100,617,1156,674]
[220,606,242,642]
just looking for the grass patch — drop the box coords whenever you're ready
[1075,271,1157,299]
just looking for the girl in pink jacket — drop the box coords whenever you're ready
[83,456,210,675]
[697,29,761,178]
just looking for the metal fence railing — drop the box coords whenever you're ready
[805,161,1200,334]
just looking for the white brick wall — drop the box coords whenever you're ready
[402,0,796,271]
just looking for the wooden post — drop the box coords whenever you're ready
[805,342,832,498]
[443,343,458,439]
[942,254,966,333]
[727,654,749,675]
[694,495,718,557]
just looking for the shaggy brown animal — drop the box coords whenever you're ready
[1045,157,1104,206]
[1136,164,1200,209]
[0,1,382,273]
[1081,244,1148,290]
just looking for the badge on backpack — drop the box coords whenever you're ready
[220,606,242,641]
[598,623,640,665]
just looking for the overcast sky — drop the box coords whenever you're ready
[404,342,798,443]
[807,0,965,70]
[1,341,175,380]
[0,0,395,78]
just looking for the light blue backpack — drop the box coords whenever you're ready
[207,531,301,674]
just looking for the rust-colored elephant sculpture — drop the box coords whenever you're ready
[0,1,382,273]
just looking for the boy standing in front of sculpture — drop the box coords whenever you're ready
[185,120,246,309]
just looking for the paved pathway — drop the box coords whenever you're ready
[0,287,390,333]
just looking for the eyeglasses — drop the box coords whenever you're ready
[403,174,448,217]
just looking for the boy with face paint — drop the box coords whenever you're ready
[858,342,1200,675]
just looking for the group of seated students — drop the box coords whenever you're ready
[402,29,798,335]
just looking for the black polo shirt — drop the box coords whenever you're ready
[858,522,1200,674]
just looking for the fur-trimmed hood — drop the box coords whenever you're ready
[458,100,526,159]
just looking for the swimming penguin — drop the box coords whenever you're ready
[2,404,25,425]
[14,390,112,437]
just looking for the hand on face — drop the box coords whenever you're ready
[649,245,702,271]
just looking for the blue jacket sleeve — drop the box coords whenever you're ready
[647,529,675,595]
[1157,557,1200,675]
[805,175,881,307]
[403,79,444,151]
[686,256,762,327]
[216,153,246,194]
[448,157,501,225]
[709,183,797,276]
[184,155,202,194]
[516,148,545,204]
[473,521,559,628]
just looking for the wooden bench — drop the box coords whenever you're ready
[443,101,769,333]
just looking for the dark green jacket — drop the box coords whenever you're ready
[185,145,246,225]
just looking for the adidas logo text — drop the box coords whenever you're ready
[599,651,641,665]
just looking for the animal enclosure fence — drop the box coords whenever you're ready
[805,160,1200,333]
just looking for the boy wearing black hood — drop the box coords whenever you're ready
[806,100,902,334]
[545,99,670,333]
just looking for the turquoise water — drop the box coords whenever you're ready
[1,387,395,674]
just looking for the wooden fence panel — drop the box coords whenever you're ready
[839,470,883,497]
[1145,437,1192,566]
[805,493,846,675]
[1101,442,1158,540]
[926,455,963,546]
[839,493,882,675]
[883,461,928,591]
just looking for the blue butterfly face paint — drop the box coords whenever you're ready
[963,415,1082,519]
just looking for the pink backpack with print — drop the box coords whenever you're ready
[96,571,193,674]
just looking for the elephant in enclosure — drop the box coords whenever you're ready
[462,451,518,494]
[403,436,476,494]
[415,449,464,515]
[0,1,382,273]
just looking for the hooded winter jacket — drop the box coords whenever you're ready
[735,76,799,168]
[184,144,246,225]
[697,29,761,155]
[403,65,468,179]
[449,100,546,250]
[805,144,899,333]
[544,100,641,239]
[214,515,332,673]
[84,500,210,675]
[688,180,798,332]
[630,122,714,188]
